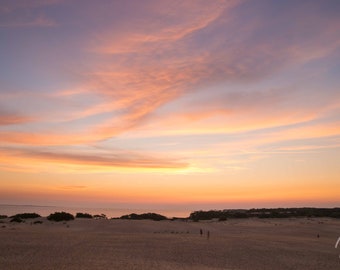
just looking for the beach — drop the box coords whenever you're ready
[0,217,339,269]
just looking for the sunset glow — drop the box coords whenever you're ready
[1,0,340,213]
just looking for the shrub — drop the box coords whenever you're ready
[0,215,7,219]
[93,214,107,219]
[10,217,24,223]
[120,213,167,221]
[76,213,93,218]
[11,213,41,219]
[47,212,74,222]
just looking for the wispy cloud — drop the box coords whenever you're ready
[92,0,236,54]
[1,23,339,148]
[0,110,33,125]
[0,15,57,28]
[72,0,340,143]
[0,0,59,28]
[0,0,61,12]
[0,146,188,171]
[2,0,340,146]
[59,185,87,190]
[0,0,340,206]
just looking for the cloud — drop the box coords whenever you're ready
[0,0,59,28]
[0,110,33,125]
[91,0,235,54]
[0,147,189,171]
[0,15,57,28]
[1,0,340,164]
[199,121,340,169]
[59,185,87,190]
[3,1,338,131]
[0,0,61,11]
[73,0,340,142]
[127,85,340,141]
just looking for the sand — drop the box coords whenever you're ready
[0,217,339,269]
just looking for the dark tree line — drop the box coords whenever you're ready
[3,207,339,223]
[120,213,167,221]
[189,207,340,221]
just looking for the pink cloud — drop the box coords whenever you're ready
[1,0,340,158]
[0,146,188,170]
[0,110,33,125]
[76,0,340,142]
[92,0,237,54]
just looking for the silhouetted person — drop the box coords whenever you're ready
[207,230,210,240]
[317,234,320,238]
[200,229,203,236]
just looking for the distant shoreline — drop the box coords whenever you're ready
[1,206,340,221]
[0,204,190,219]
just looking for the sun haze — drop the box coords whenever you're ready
[0,0,339,212]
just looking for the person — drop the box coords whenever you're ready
[207,230,210,240]
[200,229,203,236]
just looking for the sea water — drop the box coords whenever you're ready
[0,204,190,218]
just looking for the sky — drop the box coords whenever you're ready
[0,0,340,213]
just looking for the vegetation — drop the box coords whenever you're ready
[93,214,107,219]
[10,217,24,223]
[76,213,93,218]
[120,213,168,221]
[47,212,74,222]
[189,208,340,221]
[10,213,41,219]
[4,207,338,223]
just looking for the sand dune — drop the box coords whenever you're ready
[0,218,339,269]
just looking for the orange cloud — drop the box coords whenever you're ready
[92,0,237,54]
[1,0,340,205]
[2,0,339,148]
[59,185,87,190]
[0,110,33,125]
[0,146,188,172]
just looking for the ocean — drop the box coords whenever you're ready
[0,204,191,219]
